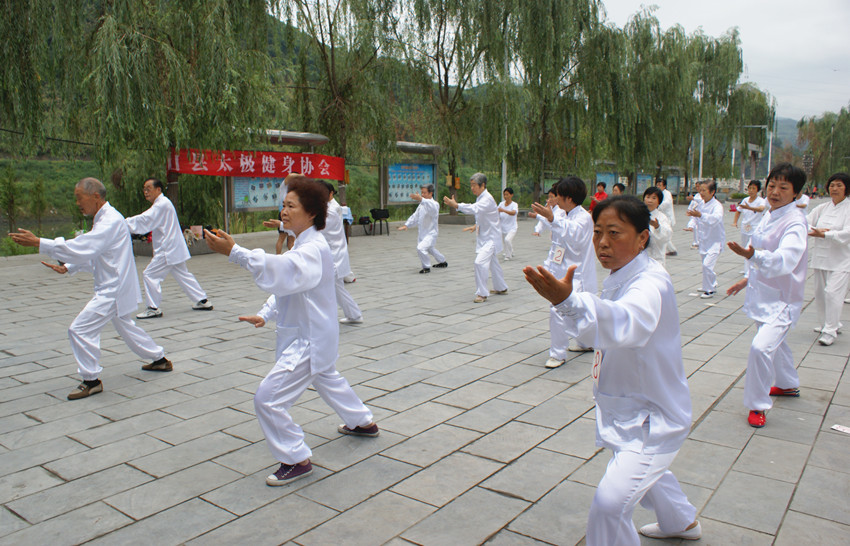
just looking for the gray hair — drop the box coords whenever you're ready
[76,177,107,199]
[470,172,487,187]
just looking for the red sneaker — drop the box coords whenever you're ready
[769,386,800,397]
[748,410,766,428]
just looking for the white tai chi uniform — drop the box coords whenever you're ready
[646,209,673,267]
[324,199,362,320]
[539,205,597,358]
[498,200,519,259]
[737,195,767,248]
[404,197,446,269]
[687,193,703,245]
[695,197,725,293]
[741,203,807,411]
[807,198,850,338]
[795,193,810,211]
[659,188,677,253]
[39,203,165,380]
[458,189,508,297]
[553,252,695,546]
[229,227,373,465]
[125,194,207,309]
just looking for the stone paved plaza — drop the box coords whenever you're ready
[1,201,849,545]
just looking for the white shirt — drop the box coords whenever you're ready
[795,193,810,210]
[546,205,597,294]
[646,209,672,265]
[807,198,850,272]
[738,196,767,236]
[745,203,808,324]
[323,199,353,279]
[39,202,142,317]
[405,197,440,243]
[696,197,725,253]
[534,204,559,234]
[498,200,519,234]
[458,189,503,253]
[229,226,339,375]
[125,194,191,265]
[659,189,676,227]
[686,192,703,228]
[554,252,691,454]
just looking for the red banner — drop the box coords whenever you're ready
[167,148,345,181]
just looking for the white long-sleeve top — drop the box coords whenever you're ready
[125,194,191,265]
[323,199,353,279]
[744,202,808,324]
[534,204,560,234]
[545,205,597,294]
[738,196,767,236]
[686,192,703,228]
[553,251,691,454]
[498,200,519,234]
[405,197,440,243]
[458,189,503,253]
[646,209,673,265]
[807,198,850,272]
[229,226,339,374]
[695,197,725,253]
[39,202,142,317]
[659,189,676,227]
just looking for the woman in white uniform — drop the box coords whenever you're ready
[643,186,673,267]
[498,187,519,260]
[524,195,699,545]
[733,180,767,249]
[806,172,850,346]
[205,178,378,486]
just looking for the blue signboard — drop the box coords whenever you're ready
[636,173,653,194]
[388,163,436,204]
[232,177,283,211]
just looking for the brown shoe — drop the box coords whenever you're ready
[489,289,508,295]
[473,295,487,303]
[338,423,380,437]
[142,357,173,372]
[68,380,103,400]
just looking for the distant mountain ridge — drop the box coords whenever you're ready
[774,117,800,150]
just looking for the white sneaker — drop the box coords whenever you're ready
[568,340,592,352]
[343,273,356,283]
[818,333,836,346]
[639,521,701,540]
[339,317,364,325]
[845,298,850,304]
[136,307,162,319]
[545,357,565,369]
[192,299,213,311]
[700,291,715,299]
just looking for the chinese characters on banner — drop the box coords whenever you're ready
[167,148,345,181]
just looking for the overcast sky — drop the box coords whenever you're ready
[601,1,850,121]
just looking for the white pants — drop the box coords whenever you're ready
[502,229,517,259]
[69,299,165,380]
[665,238,677,254]
[549,277,586,358]
[254,360,373,465]
[700,249,720,292]
[813,268,850,337]
[743,310,799,411]
[474,241,507,297]
[142,254,206,309]
[335,277,362,320]
[586,448,696,546]
[416,235,446,269]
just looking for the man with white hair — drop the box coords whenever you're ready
[9,178,173,400]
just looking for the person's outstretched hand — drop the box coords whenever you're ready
[205,229,235,256]
[524,264,577,306]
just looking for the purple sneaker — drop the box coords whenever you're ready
[338,423,380,437]
[265,462,313,486]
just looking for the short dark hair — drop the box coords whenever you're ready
[592,195,650,244]
[766,163,806,194]
[704,180,717,194]
[613,183,626,193]
[643,186,664,203]
[145,178,165,191]
[827,172,850,196]
[555,176,588,206]
[321,181,336,195]
[287,178,330,230]
[422,184,435,195]
[546,187,557,196]
[596,182,607,190]
[504,187,514,195]
[748,180,762,192]
[655,178,667,188]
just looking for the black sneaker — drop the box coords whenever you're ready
[419,268,431,274]
[265,462,313,486]
[142,357,173,372]
[338,423,380,437]
[433,262,448,268]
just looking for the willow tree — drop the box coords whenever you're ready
[724,83,775,181]
[798,107,850,181]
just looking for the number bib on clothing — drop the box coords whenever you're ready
[552,245,566,265]
[592,349,603,389]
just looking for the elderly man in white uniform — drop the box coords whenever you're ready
[687,180,725,298]
[126,178,212,319]
[322,182,363,324]
[655,179,678,256]
[807,172,850,346]
[727,163,808,428]
[525,195,699,545]
[444,172,508,303]
[532,177,597,366]
[398,184,448,273]
[10,178,173,400]
[205,177,378,486]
